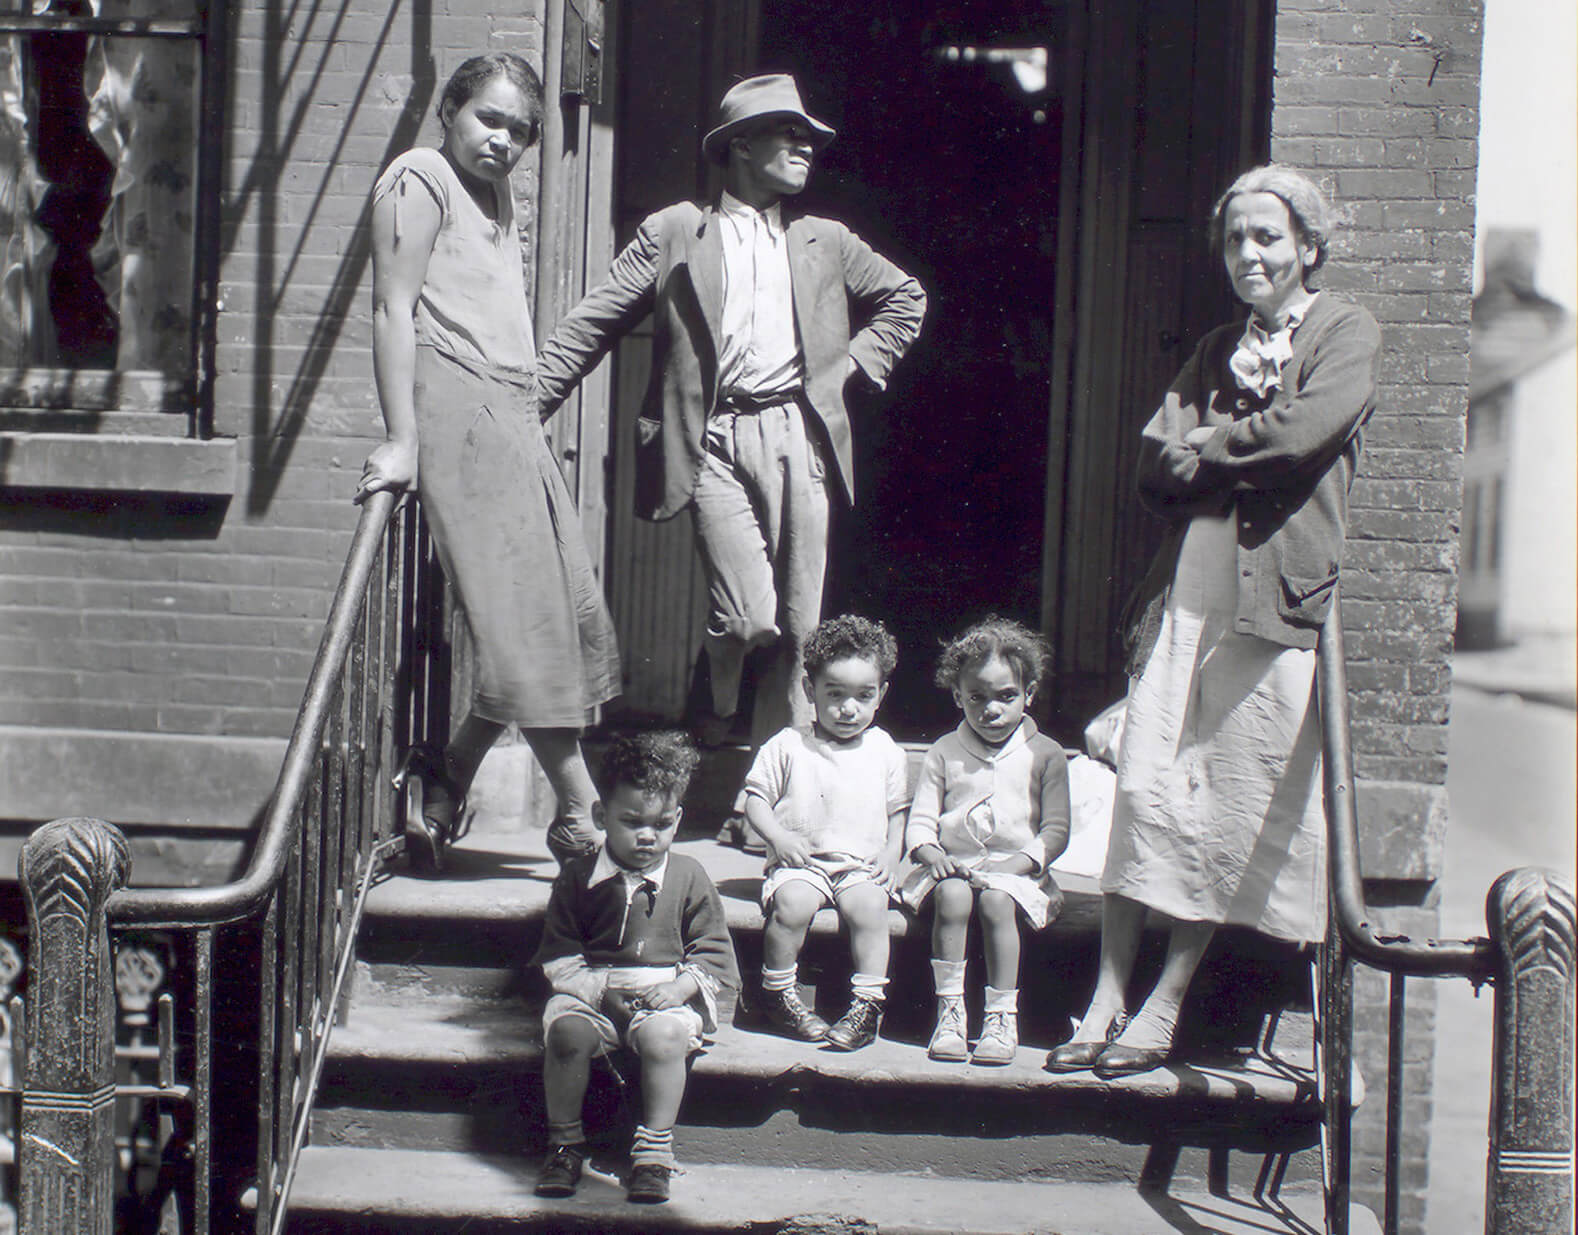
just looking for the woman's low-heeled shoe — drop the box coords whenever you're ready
[1044,1039,1107,1072]
[1091,1041,1172,1077]
[392,746,465,876]
[1044,1011,1128,1073]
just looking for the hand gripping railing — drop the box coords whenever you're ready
[9,489,450,1235]
[1316,596,1575,1235]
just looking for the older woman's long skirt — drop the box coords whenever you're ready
[1101,511,1326,943]
[412,346,620,728]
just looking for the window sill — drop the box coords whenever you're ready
[0,433,237,496]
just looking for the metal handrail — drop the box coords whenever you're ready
[107,489,399,929]
[1317,596,1495,982]
[1317,592,1574,1235]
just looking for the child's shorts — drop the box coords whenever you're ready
[542,965,706,1054]
[761,852,890,911]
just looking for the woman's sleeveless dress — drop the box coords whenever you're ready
[373,148,620,727]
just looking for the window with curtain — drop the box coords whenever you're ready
[0,0,209,412]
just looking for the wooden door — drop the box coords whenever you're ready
[1043,0,1270,725]
[536,0,617,539]
[598,0,758,722]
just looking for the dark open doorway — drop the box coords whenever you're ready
[600,0,1269,736]
[757,1,1070,738]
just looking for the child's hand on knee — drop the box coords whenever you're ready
[637,979,692,1011]
[875,842,904,890]
[769,832,814,867]
[601,988,640,1029]
[914,843,967,883]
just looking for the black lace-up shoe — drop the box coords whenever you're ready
[758,985,831,1041]
[825,995,883,1051]
[534,1144,586,1198]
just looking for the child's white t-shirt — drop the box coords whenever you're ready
[742,724,911,862]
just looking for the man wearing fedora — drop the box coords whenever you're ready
[538,73,926,747]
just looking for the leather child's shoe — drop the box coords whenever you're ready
[825,995,883,1051]
[758,985,831,1041]
[533,1144,586,1198]
[627,1162,672,1204]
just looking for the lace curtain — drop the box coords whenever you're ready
[0,0,197,375]
[0,35,55,367]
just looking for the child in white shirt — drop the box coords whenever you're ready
[902,617,1070,1065]
[742,614,910,1050]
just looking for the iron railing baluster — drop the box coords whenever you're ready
[192,928,213,1235]
[253,895,279,1235]
[1384,975,1404,1235]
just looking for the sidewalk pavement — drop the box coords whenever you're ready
[1450,632,1576,710]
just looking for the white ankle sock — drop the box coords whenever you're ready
[983,985,1018,1014]
[931,958,966,998]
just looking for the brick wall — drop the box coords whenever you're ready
[1271,2,1483,1231]
[0,4,544,744]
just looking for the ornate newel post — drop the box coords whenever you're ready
[1485,867,1576,1235]
[17,817,130,1235]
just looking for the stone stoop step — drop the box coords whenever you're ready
[317,755,1332,1216]
[278,1148,1381,1235]
[355,809,1311,1053]
[314,979,1325,1179]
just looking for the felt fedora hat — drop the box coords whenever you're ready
[702,74,835,164]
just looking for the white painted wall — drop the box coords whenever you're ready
[1474,0,1577,640]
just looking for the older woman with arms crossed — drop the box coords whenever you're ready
[1049,165,1381,1076]
[355,54,620,872]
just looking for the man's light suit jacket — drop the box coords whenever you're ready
[537,200,927,521]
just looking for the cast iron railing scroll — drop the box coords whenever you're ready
[1316,593,1575,1235]
[9,490,449,1235]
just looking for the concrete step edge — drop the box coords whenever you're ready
[277,1146,1379,1235]
[322,991,1320,1115]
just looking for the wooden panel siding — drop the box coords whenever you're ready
[1044,0,1269,722]
[599,0,756,722]
[606,332,708,719]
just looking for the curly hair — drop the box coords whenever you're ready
[802,613,898,682]
[1209,163,1336,277]
[437,52,544,141]
[595,730,701,801]
[934,615,1051,692]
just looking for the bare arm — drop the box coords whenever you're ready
[355,180,441,503]
[744,791,812,866]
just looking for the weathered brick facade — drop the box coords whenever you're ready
[0,3,546,822]
[1272,2,1482,1230]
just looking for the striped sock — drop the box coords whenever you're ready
[630,1123,676,1168]
[761,965,797,993]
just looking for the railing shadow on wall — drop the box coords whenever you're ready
[2,488,449,1235]
[234,0,435,518]
[2,541,1573,1234]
